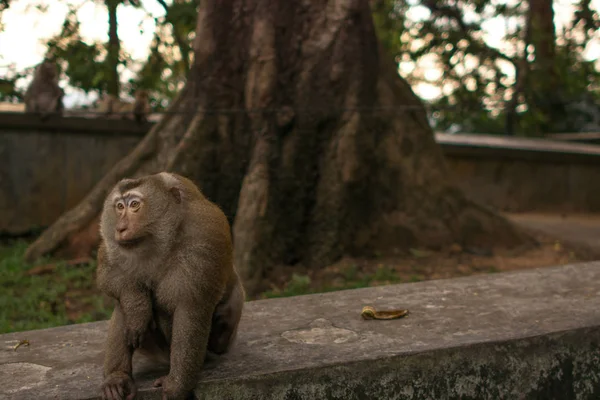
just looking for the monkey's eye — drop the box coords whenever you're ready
[129,200,140,209]
[116,202,125,211]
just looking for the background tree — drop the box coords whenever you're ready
[45,7,113,96]
[25,0,531,295]
[130,0,199,107]
[373,0,600,136]
[0,0,10,31]
[0,66,26,102]
[41,0,197,106]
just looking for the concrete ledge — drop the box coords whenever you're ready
[436,132,600,164]
[2,264,600,399]
[547,132,600,144]
[0,112,151,136]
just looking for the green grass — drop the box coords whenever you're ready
[261,264,406,299]
[0,240,112,334]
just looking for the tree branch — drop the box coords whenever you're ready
[154,0,191,73]
[155,0,168,11]
[422,0,516,65]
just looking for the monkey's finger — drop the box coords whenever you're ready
[153,377,165,387]
[116,383,125,398]
[103,386,116,400]
[109,385,123,400]
[126,380,137,400]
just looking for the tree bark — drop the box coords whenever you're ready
[106,0,121,96]
[25,0,533,295]
[526,0,564,134]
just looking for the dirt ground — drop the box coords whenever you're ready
[260,222,600,298]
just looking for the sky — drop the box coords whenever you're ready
[0,0,598,107]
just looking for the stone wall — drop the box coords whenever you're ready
[2,112,600,234]
[439,133,600,213]
[0,113,148,235]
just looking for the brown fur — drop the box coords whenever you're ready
[24,59,64,119]
[97,172,245,400]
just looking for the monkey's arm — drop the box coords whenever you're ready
[97,243,154,348]
[156,299,216,399]
[102,305,137,400]
[119,287,155,348]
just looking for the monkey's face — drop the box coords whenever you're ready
[101,177,183,249]
[112,191,148,245]
[38,62,57,80]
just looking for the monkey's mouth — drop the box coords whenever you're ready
[116,237,145,248]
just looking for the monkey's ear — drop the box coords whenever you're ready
[169,187,182,204]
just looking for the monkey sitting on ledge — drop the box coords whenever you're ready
[97,172,245,400]
[24,59,64,119]
[96,90,151,123]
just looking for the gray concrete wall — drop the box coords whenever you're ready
[2,113,600,234]
[0,113,147,234]
[439,133,600,213]
[1,262,600,399]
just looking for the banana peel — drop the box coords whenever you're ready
[361,305,409,320]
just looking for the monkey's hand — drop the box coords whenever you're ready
[153,375,194,400]
[102,372,137,400]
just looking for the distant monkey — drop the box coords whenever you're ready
[97,172,245,400]
[98,90,150,123]
[96,94,122,117]
[24,59,64,119]
[132,89,151,123]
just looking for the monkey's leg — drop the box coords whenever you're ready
[102,306,137,400]
[207,279,244,355]
[120,289,154,349]
[153,305,213,400]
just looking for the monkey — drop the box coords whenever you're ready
[132,89,151,123]
[96,172,245,400]
[24,59,64,119]
[98,90,151,122]
[96,94,122,117]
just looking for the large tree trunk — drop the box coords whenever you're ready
[106,0,121,96]
[25,0,532,295]
[526,0,564,134]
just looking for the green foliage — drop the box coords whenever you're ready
[373,0,600,136]
[0,241,111,334]
[44,7,127,95]
[37,0,199,106]
[371,0,407,55]
[128,0,199,107]
[0,73,25,102]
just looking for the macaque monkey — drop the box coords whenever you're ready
[24,59,64,119]
[97,90,150,122]
[97,172,245,400]
[132,89,151,123]
[96,94,122,117]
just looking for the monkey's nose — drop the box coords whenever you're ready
[116,222,128,233]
